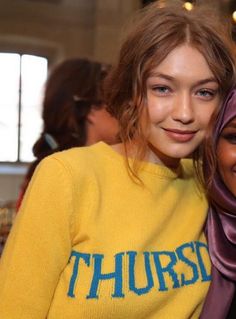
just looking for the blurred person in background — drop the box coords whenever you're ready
[16,58,119,210]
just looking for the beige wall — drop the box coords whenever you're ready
[0,0,95,64]
[0,173,25,203]
[0,0,139,64]
[93,0,140,63]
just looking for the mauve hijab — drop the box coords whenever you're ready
[200,88,236,318]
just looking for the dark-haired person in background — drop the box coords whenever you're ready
[16,58,119,210]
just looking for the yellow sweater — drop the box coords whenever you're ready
[0,142,211,319]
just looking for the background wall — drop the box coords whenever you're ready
[0,0,140,64]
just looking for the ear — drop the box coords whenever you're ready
[86,107,97,124]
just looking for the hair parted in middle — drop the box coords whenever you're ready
[105,0,236,178]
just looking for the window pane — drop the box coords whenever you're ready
[20,55,48,162]
[0,53,20,161]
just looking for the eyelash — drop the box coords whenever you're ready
[151,85,171,95]
[150,86,217,100]
[221,133,236,144]
[196,89,216,100]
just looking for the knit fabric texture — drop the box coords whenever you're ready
[0,142,211,319]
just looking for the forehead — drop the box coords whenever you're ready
[148,44,215,82]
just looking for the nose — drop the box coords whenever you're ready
[172,92,194,124]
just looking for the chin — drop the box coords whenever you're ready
[158,144,197,160]
[166,150,195,160]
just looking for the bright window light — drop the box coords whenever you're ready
[0,53,20,161]
[0,53,48,162]
[21,55,47,162]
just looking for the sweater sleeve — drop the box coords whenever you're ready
[0,156,75,318]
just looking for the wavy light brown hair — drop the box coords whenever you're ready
[202,110,220,193]
[105,0,236,180]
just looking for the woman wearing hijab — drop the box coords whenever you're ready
[202,88,236,318]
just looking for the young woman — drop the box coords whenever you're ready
[0,1,235,318]
[16,58,119,210]
[202,88,236,318]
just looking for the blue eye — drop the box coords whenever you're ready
[151,86,171,95]
[197,89,215,99]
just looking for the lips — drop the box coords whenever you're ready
[163,128,197,142]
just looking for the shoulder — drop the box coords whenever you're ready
[37,142,110,181]
[26,144,105,200]
[35,142,128,190]
[49,142,106,170]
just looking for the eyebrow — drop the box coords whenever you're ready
[148,72,218,86]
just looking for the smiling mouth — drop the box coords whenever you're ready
[163,128,197,142]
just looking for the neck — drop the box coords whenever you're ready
[111,141,181,169]
[146,143,181,169]
[85,123,100,146]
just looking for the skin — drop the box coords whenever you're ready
[217,117,236,196]
[144,44,220,168]
[86,105,119,145]
[113,44,220,168]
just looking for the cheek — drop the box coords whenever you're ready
[100,110,116,125]
[217,142,236,195]
[197,107,216,129]
[147,101,168,123]
[217,141,229,166]
[104,118,119,136]
[196,95,220,125]
[217,141,236,171]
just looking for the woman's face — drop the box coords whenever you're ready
[143,44,220,168]
[217,117,236,196]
